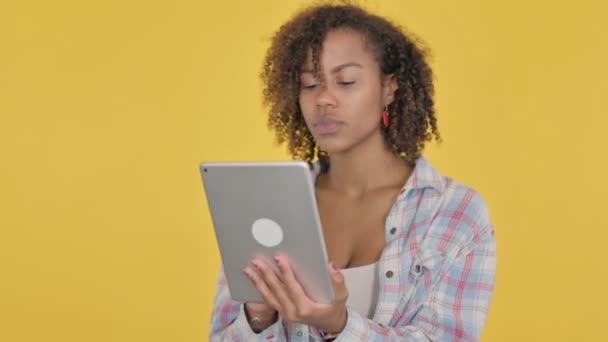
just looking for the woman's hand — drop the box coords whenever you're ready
[243,256,349,334]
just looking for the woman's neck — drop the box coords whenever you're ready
[318,131,413,196]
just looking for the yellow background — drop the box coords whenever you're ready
[1,0,607,341]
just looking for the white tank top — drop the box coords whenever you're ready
[342,261,380,319]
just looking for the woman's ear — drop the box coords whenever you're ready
[382,74,398,105]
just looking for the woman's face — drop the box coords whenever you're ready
[298,29,396,155]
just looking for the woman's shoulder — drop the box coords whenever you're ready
[412,157,493,244]
[442,177,489,217]
[433,177,493,250]
[413,156,488,214]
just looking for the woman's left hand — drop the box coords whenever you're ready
[243,256,349,334]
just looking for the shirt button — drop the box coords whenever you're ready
[296,331,303,337]
[390,227,397,235]
[386,270,394,278]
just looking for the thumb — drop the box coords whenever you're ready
[328,261,348,302]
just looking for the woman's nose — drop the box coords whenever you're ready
[315,84,337,107]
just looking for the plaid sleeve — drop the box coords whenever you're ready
[334,196,496,341]
[209,266,287,341]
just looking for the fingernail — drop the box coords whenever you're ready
[242,268,251,278]
[251,261,260,270]
[330,261,339,271]
[273,256,280,264]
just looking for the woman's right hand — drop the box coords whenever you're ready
[244,302,278,333]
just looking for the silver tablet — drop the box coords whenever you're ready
[200,161,335,304]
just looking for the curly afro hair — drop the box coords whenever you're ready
[261,1,440,172]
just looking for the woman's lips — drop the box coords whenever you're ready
[314,118,342,135]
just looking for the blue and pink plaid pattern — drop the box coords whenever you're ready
[210,156,496,341]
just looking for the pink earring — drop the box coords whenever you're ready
[382,105,390,128]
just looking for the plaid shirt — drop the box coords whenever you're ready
[209,156,496,341]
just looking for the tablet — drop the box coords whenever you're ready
[200,161,335,304]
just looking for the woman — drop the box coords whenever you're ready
[210,3,496,341]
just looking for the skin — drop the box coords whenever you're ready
[243,29,413,335]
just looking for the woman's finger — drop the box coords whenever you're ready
[274,256,310,308]
[328,262,349,303]
[251,259,297,318]
[243,265,282,311]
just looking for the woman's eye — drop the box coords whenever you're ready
[302,84,319,90]
[338,81,356,87]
